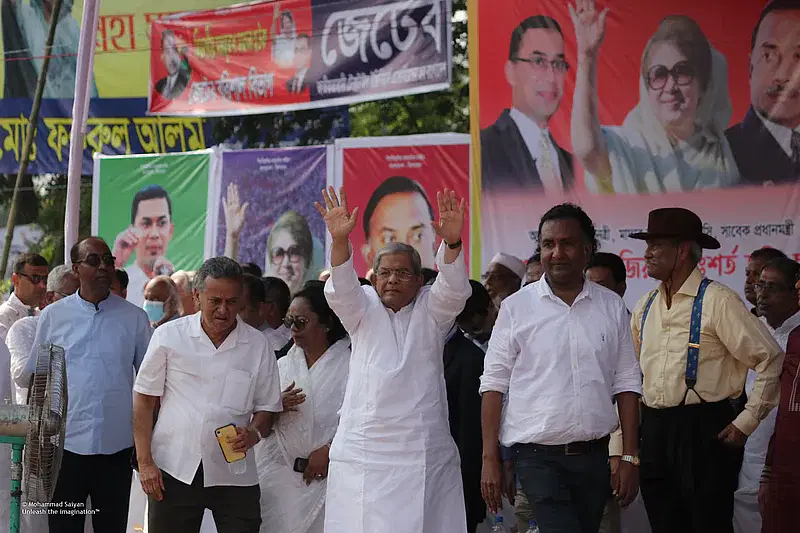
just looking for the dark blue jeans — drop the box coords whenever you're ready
[514,442,611,533]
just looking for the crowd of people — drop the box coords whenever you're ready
[0,186,796,533]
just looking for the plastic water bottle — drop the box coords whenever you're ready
[525,519,540,533]
[228,455,247,475]
[490,515,508,533]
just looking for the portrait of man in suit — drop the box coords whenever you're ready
[481,15,574,195]
[286,33,311,94]
[361,176,436,270]
[154,30,190,101]
[726,0,800,185]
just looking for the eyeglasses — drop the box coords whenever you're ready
[646,61,694,91]
[271,246,304,265]
[512,56,570,74]
[754,281,796,294]
[18,273,47,285]
[481,271,516,283]
[283,316,308,331]
[76,253,116,268]
[375,268,414,282]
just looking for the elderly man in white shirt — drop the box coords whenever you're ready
[7,265,78,405]
[733,257,800,533]
[133,257,283,533]
[0,252,49,340]
[480,204,643,533]
[482,252,525,308]
[317,186,471,533]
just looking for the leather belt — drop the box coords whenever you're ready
[525,436,610,457]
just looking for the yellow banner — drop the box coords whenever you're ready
[0,0,241,99]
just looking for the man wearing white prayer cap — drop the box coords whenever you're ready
[483,253,525,306]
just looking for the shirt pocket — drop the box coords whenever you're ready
[220,368,255,414]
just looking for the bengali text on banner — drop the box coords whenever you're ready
[148,0,452,116]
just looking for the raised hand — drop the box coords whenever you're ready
[223,183,249,238]
[315,186,359,241]
[569,0,609,58]
[430,188,466,246]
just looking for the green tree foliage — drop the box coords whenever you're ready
[26,175,92,266]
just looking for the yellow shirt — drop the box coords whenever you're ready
[631,268,783,436]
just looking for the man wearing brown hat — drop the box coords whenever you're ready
[629,208,784,533]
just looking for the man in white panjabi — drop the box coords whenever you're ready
[317,186,471,533]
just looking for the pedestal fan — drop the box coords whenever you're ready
[0,343,68,533]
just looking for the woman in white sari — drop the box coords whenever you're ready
[256,282,350,533]
[570,0,739,194]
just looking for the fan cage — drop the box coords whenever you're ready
[24,343,68,504]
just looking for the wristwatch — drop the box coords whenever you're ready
[621,454,640,467]
[445,239,462,249]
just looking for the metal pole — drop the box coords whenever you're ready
[0,0,65,279]
[10,442,23,533]
[64,0,101,265]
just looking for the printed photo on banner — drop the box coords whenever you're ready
[472,0,800,307]
[335,136,470,277]
[0,0,239,99]
[92,151,213,308]
[148,0,451,116]
[215,147,329,294]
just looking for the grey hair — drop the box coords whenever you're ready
[146,275,183,315]
[46,265,75,293]
[171,270,196,291]
[194,257,243,292]
[372,243,423,276]
[689,242,703,265]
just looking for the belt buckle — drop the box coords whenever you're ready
[564,443,582,456]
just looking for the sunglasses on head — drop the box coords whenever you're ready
[76,253,116,268]
[283,316,308,331]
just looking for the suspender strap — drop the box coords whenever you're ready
[686,278,712,391]
[639,278,713,403]
[639,290,658,354]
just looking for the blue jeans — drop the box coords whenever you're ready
[514,442,611,533]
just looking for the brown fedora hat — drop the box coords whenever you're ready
[629,208,720,250]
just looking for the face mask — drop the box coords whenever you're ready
[143,300,166,323]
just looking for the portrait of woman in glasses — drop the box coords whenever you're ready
[255,282,350,533]
[264,210,323,295]
[571,0,739,194]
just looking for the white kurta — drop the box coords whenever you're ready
[323,243,471,533]
[257,338,350,533]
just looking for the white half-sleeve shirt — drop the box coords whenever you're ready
[134,313,283,488]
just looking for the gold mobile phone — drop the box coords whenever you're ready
[215,424,246,463]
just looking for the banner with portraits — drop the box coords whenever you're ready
[148,0,452,116]
[92,150,216,307]
[470,0,800,307]
[212,146,331,294]
[333,134,471,276]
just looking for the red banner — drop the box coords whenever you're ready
[471,0,800,307]
[148,0,452,116]
[334,136,471,276]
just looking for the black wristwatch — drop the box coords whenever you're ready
[446,239,462,249]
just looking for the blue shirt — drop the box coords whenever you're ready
[20,292,152,455]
